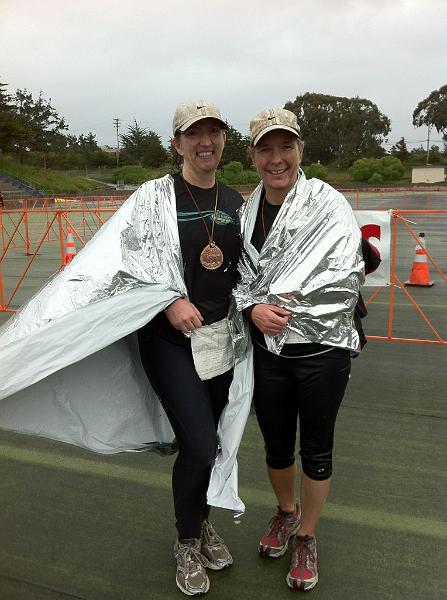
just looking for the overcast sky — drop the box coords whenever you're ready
[1,0,446,151]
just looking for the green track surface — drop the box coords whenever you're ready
[1,339,447,600]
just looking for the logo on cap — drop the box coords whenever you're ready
[172,99,228,136]
[249,108,301,146]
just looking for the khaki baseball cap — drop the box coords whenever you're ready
[172,99,228,135]
[250,108,301,146]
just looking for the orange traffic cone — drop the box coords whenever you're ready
[404,232,434,287]
[63,229,77,265]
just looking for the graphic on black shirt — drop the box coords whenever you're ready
[177,209,236,226]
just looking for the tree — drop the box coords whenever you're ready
[0,79,21,153]
[390,137,409,161]
[413,84,447,133]
[284,93,390,166]
[76,132,104,169]
[13,88,68,162]
[222,125,250,168]
[407,145,426,165]
[426,145,443,164]
[120,120,167,167]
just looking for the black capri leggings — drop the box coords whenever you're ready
[253,345,351,481]
[138,330,232,540]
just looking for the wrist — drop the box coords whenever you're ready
[243,304,256,322]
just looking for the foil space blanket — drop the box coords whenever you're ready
[0,175,252,512]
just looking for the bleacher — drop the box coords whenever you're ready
[0,174,43,199]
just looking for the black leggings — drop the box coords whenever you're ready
[138,331,232,539]
[253,345,351,480]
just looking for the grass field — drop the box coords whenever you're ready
[3,158,446,194]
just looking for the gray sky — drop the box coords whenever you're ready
[1,0,446,151]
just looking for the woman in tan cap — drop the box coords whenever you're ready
[231,108,365,590]
[137,100,244,596]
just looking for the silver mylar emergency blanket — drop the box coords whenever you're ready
[230,172,365,355]
[0,175,253,513]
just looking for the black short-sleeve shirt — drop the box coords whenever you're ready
[142,174,243,344]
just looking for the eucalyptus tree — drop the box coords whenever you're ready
[413,84,447,134]
[285,92,390,166]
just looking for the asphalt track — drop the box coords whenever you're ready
[0,190,446,599]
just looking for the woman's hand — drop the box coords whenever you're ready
[164,298,204,333]
[251,304,291,336]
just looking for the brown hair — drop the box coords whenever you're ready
[171,134,183,169]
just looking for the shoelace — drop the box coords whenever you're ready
[180,545,207,572]
[267,513,293,536]
[291,538,316,571]
[202,522,224,546]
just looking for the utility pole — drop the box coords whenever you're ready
[113,118,121,168]
[425,126,431,165]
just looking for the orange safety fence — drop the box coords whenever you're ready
[364,210,446,345]
[0,207,446,347]
[0,208,115,311]
[0,196,128,253]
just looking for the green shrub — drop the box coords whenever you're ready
[303,163,328,181]
[368,172,383,184]
[350,156,404,182]
[113,165,152,184]
[217,161,260,185]
[350,158,379,181]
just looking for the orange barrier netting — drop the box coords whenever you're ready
[0,207,446,346]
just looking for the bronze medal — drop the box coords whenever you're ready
[182,176,226,271]
[200,243,224,270]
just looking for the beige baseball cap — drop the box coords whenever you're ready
[172,99,228,135]
[250,108,301,146]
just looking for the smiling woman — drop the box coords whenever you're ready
[232,107,366,592]
[173,118,226,186]
[250,130,304,205]
[136,99,245,596]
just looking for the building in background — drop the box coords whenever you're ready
[411,166,446,184]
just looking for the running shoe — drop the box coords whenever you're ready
[286,534,318,590]
[200,520,233,569]
[259,506,300,558]
[174,538,210,596]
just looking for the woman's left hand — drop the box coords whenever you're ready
[251,303,291,336]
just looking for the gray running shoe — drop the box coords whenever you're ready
[259,506,300,558]
[286,534,318,590]
[174,538,210,596]
[200,520,233,570]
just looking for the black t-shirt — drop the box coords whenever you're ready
[250,191,281,253]
[142,174,243,345]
